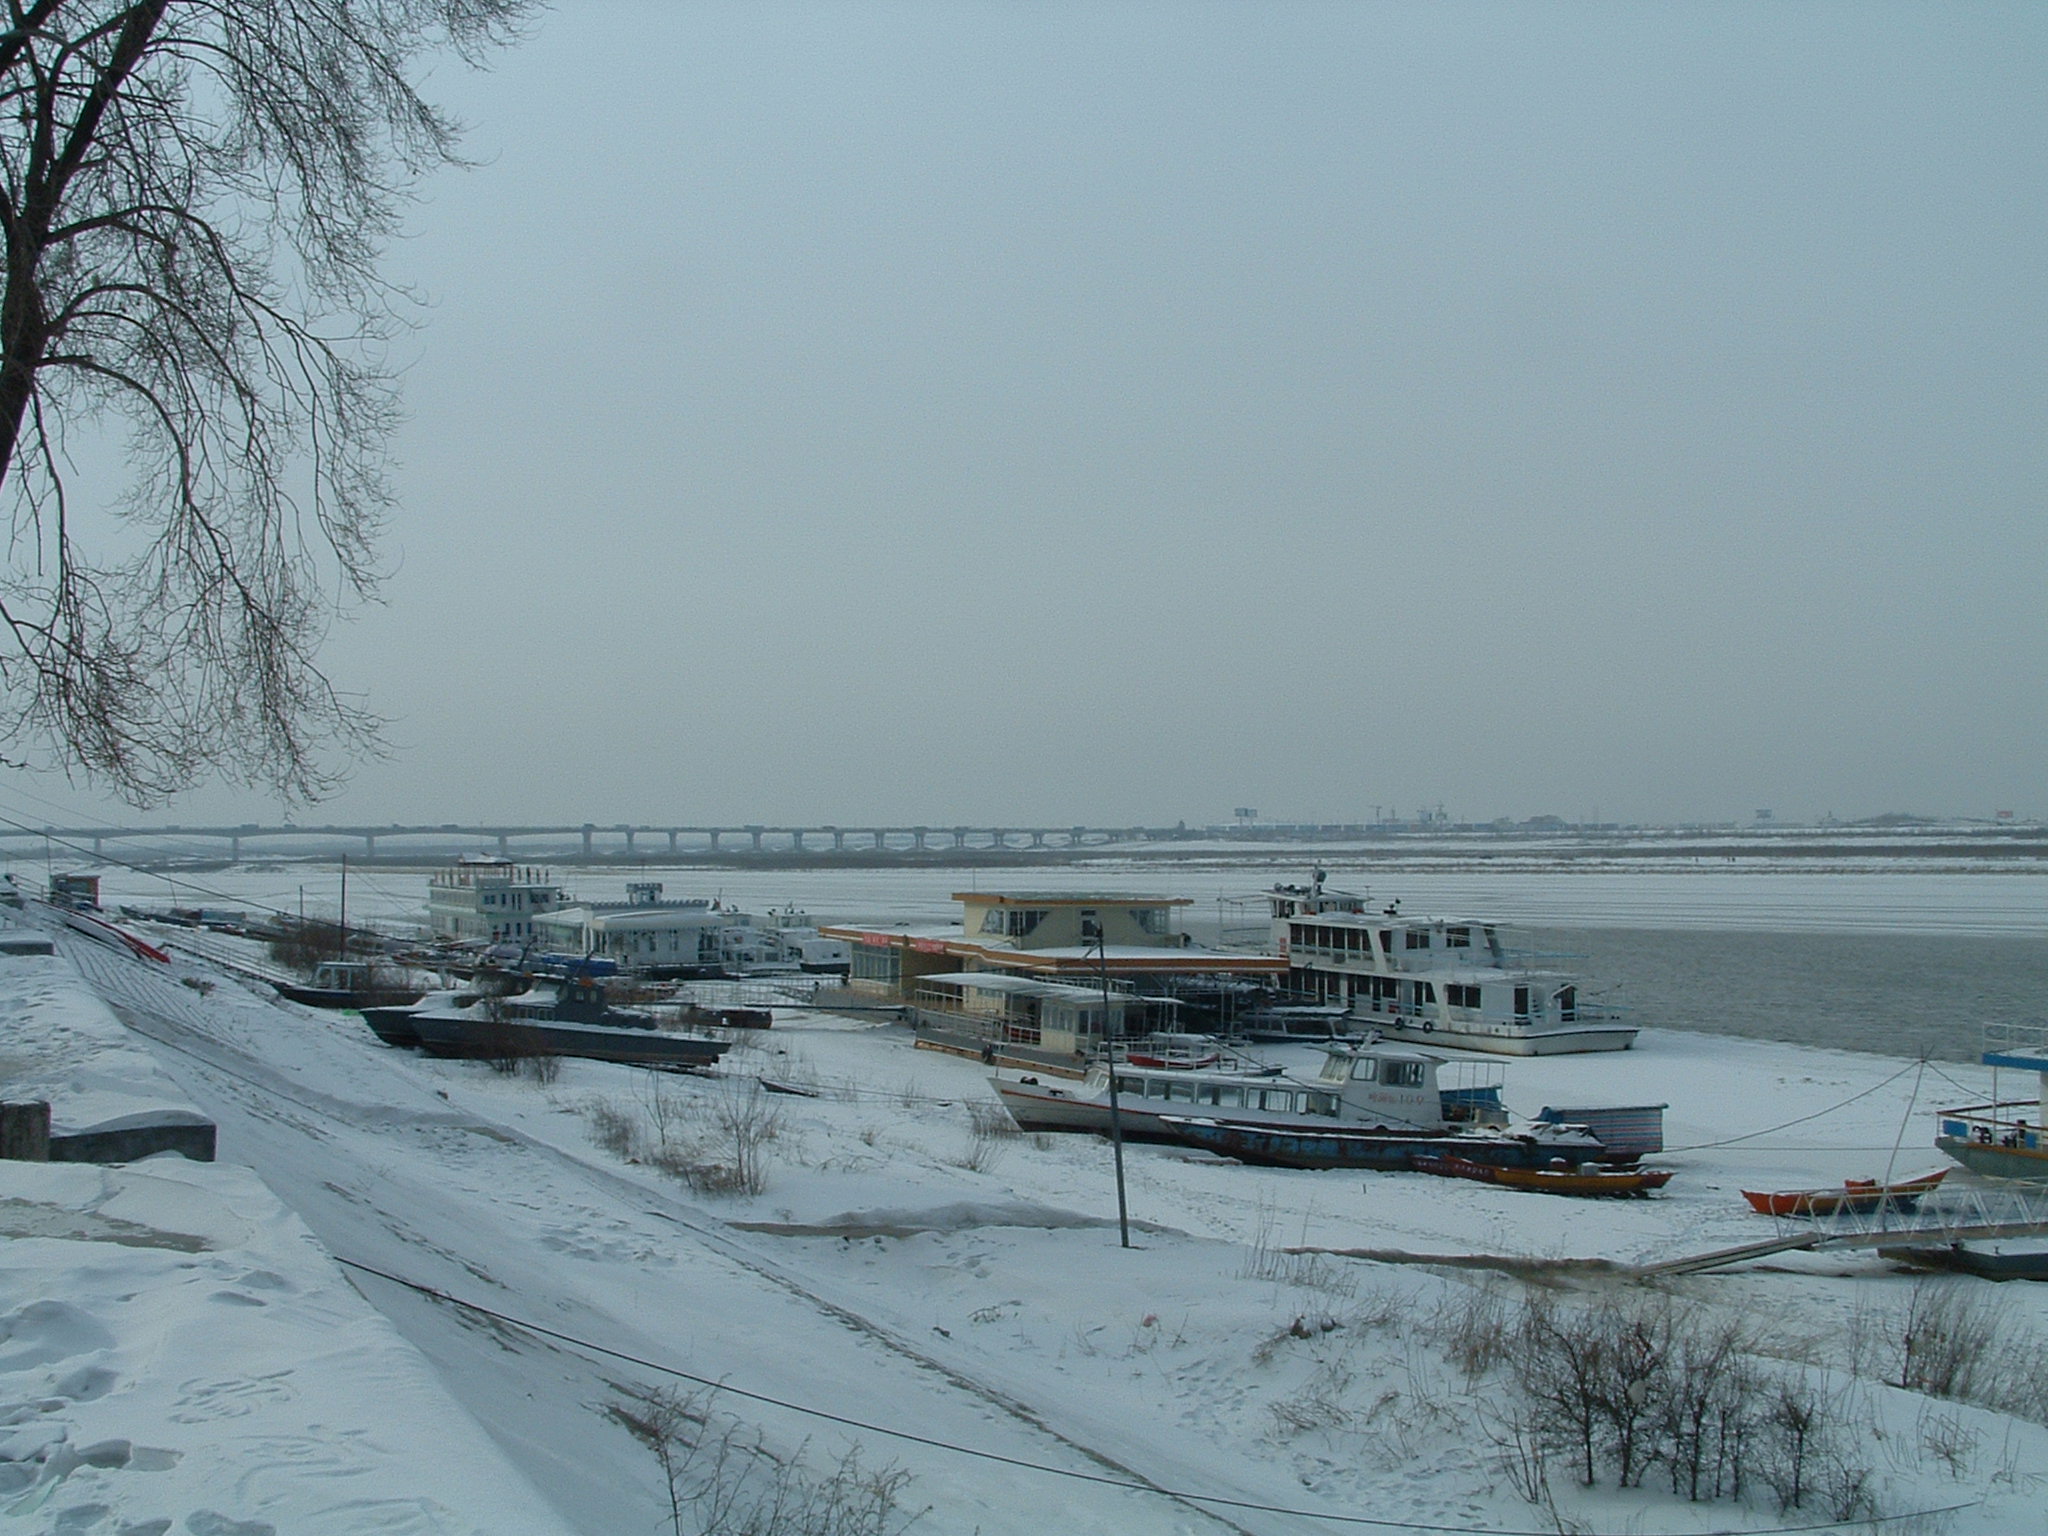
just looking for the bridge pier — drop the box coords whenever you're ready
[91,835,102,857]
[624,828,636,852]
[1029,830,1045,847]
[498,833,509,855]
[364,834,377,858]
[791,830,806,852]
[748,826,764,852]
[708,830,722,851]
[1070,826,1085,847]
[230,836,240,861]
[911,827,927,849]
[952,827,968,848]
[873,830,886,849]
[581,824,594,858]
[831,829,846,851]
[668,830,678,854]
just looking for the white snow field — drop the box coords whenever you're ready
[3,906,2046,1534]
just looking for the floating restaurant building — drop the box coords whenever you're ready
[822,892,1285,1059]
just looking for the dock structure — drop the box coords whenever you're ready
[1642,1182,2048,1277]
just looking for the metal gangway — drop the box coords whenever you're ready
[1644,1179,2048,1277]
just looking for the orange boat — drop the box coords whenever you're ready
[1412,1150,1674,1198]
[1741,1169,1948,1217]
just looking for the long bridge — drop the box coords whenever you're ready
[0,820,1324,863]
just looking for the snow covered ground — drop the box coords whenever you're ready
[3,905,2046,1534]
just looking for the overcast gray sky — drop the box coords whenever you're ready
[16,1,2048,830]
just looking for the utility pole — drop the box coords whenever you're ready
[1087,916,1131,1249]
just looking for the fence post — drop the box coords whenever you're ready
[0,1100,51,1161]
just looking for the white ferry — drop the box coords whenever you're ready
[1270,879,1636,1056]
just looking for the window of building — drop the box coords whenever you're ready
[1130,907,1171,935]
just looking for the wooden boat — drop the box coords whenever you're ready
[1409,1150,1673,1197]
[1158,1115,1605,1172]
[1740,1169,1947,1217]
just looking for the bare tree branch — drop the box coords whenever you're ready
[0,0,537,802]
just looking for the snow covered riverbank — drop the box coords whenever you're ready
[3,911,2045,1533]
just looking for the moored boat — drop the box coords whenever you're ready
[1268,879,1636,1056]
[991,1038,1505,1144]
[1740,1169,1947,1217]
[275,959,426,1011]
[363,975,730,1070]
[1409,1150,1674,1197]
[1880,1241,2048,1281]
[1160,1114,1605,1172]
[1936,1026,2048,1180]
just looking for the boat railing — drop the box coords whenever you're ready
[1936,1100,2041,1151]
[1777,1179,2048,1245]
[1986,1021,2048,1056]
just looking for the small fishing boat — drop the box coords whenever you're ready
[1740,1169,1948,1217]
[1409,1150,1674,1198]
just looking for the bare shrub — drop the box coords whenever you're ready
[613,1385,921,1536]
[1432,1281,1514,1380]
[958,1100,1016,1174]
[587,1099,641,1160]
[1899,1280,1994,1402]
[520,1053,561,1086]
[676,1080,782,1198]
[1917,1403,1978,1479]
[1270,1354,1356,1437]
[267,919,348,973]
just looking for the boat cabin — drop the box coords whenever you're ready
[1937,1025,2048,1179]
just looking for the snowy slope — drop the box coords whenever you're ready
[5,910,2046,1534]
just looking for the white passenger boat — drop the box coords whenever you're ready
[991,1038,1509,1142]
[1270,880,1637,1056]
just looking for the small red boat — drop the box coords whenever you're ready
[1411,1150,1674,1198]
[1741,1169,1947,1217]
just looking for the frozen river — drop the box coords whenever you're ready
[75,855,2048,1064]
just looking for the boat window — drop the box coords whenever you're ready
[1446,926,1470,948]
[1144,1080,1170,1099]
[1306,1092,1339,1116]
[1258,1089,1295,1112]
[1113,1075,1140,1095]
[1405,930,1429,949]
[1378,930,1394,953]
[1350,1058,1379,1081]
[1514,986,1530,1018]
[1214,1085,1244,1108]
[1385,1061,1425,1088]
[1196,1084,1221,1105]
[1167,1080,1196,1103]
[1318,1055,1348,1083]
